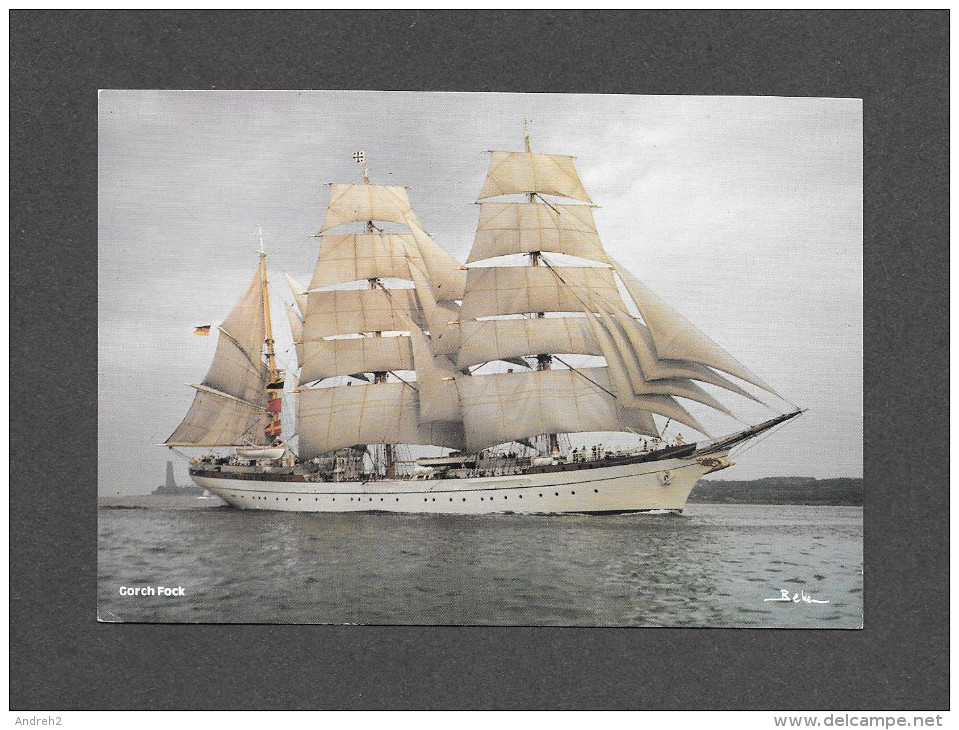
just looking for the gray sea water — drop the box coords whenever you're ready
[97,496,862,627]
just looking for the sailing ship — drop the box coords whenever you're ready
[164,132,802,514]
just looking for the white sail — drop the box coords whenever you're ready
[165,389,268,447]
[581,310,709,435]
[591,301,735,418]
[459,265,619,321]
[405,219,467,301]
[478,151,593,203]
[284,273,309,316]
[166,267,270,447]
[308,233,416,290]
[456,316,600,369]
[409,326,463,424]
[318,183,415,232]
[303,287,426,340]
[457,368,658,453]
[300,334,414,384]
[612,259,780,397]
[406,262,461,357]
[297,382,465,458]
[469,202,607,264]
[285,302,303,369]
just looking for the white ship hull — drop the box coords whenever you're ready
[190,451,727,515]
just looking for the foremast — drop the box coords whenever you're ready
[454,122,788,457]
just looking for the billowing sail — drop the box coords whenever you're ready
[300,335,413,384]
[478,151,593,203]
[165,388,268,447]
[303,287,426,340]
[456,316,600,369]
[284,273,308,316]
[409,325,462,424]
[582,309,709,435]
[318,184,415,232]
[589,301,734,418]
[469,202,607,264]
[405,219,467,301]
[285,302,303,369]
[309,233,417,290]
[459,265,619,321]
[407,262,461,357]
[612,259,780,397]
[297,382,465,458]
[457,368,658,453]
[166,267,270,447]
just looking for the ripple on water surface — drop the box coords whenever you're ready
[97,498,862,627]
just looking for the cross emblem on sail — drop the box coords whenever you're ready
[352,150,365,164]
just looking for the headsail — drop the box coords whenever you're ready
[610,259,781,397]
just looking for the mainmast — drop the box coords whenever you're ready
[524,121,559,456]
[361,153,396,478]
[258,226,284,443]
[294,151,467,470]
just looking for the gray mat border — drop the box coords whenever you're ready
[10,10,948,710]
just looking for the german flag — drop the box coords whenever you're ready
[194,325,212,336]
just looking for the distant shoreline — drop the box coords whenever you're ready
[690,477,863,506]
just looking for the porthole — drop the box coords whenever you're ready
[571,491,575,495]
[462,498,466,502]
[504,495,508,499]
[395,498,399,502]
[380,498,384,502]
[424,498,428,502]
[594,489,599,493]
[449,498,453,502]
[538,493,543,497]
[518,495,522,499]
[350,498,354,502]
[432,498,436,501]
[369,498,372,502]
[554,492,559,496]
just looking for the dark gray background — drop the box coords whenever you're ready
[11,10,947,710]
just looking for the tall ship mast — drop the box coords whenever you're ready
[293,153,467,478]
[165,229,285,458]
[166,139,802,515]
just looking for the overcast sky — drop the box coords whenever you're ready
[98,91,862,493]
